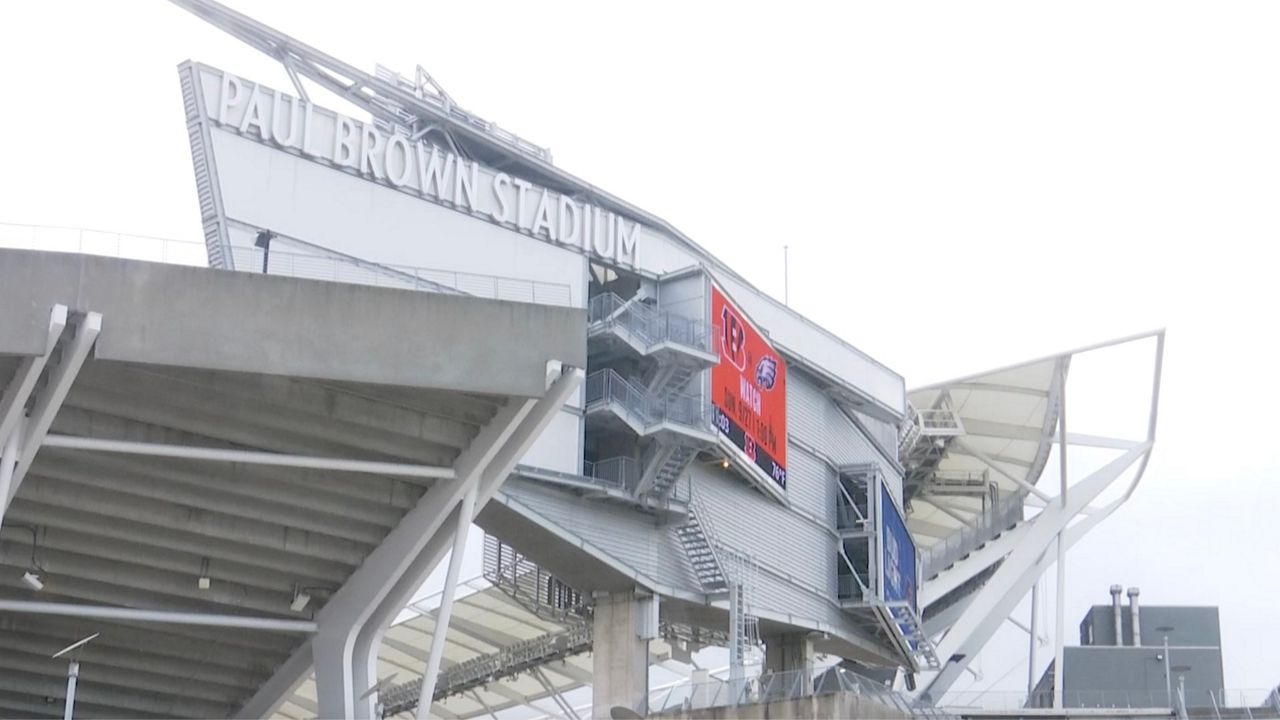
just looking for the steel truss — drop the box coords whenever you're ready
[916,331,1164,704]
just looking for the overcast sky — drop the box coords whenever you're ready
[2,0,1278,702]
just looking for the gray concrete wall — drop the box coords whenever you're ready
[0,250,585,397]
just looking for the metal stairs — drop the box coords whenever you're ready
[677,499,728,594]
[639,443,700,498]
[647,362,698,400]
[885,603,941,670]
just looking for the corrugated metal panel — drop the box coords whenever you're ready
[693,468,831,608]
[179,64,229,269]
[787,446,834,526]
[787,371,828,444]
[499,481,701,593]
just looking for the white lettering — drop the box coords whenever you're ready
[454,158,478,211]
[512,178,533,230]
[491,173,512,222]
[238,84,269,139]
[593,210,614,257]
[616,218,639,265]
[205,72,648,264]
[530,189,555,240]
[301,102,315,156]
[416,144,450,199]
[269,91,302,148]
[218,72,242,126]
[333,115,359,167]
[557,195,581,246]
[385,133,414,187]
[360,124,385,179]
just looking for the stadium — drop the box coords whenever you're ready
[4,2,1271,719]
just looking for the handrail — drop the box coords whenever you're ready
[920,490,1025,579]
[588,292,712,354]
[0,222,574,307]
[584,369,709,433]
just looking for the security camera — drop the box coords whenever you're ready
[22,570,44,591]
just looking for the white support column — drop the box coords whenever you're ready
[347,366,584,719]
[1027,579,1039,699]
[259,365,581,720]
[0,305,66,450]
[312,397,532,720]
[5,311,101,512]
[0,424,21,534]
[1053,362,1068,709]
[920,440,1151,701]
[415,484,477,720]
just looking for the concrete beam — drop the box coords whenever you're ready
[0,613,288,676]
[0,524,314,596]
[72,366,459,465]
[18,474,372,565]
[7,499,353,584]
[0,627,261,690]
[34,435,406,526]
[52,406,424,510]
[63,382,457,470]
[0,665,228,719]
[0,645,244,705]
[0,250,587,395]
[30,453,390,545]
[99,364,480,448]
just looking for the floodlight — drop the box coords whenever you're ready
[197,557,211,590]
[291,587,312,613]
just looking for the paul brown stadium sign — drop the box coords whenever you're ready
[200,67,641,267]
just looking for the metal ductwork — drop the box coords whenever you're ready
[1127,586,1141,646]
[1110,584,1124,646]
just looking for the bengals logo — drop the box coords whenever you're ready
[755,356,778,391]
[720,306,747,371]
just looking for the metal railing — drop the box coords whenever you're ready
[481,535,590,623]
[647,665,956,718]
[837,574,867,603]
[0,222,574,307]
[378,624,592,716]
[587,292,712,354]
[940,688,1280,713]
[584,369,709,434]
[583,456,641,493]
[919,490,1025,579]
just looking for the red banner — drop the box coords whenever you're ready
[710,286,787,488]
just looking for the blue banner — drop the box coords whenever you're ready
[880,483,918,614]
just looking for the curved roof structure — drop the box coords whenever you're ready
[904,356,1063,557]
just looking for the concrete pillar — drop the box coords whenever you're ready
[592,590,653,719]
[764,633,815,696]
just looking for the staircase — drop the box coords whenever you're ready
[647,362,699,400]
[677,498,728,594]
[640,443,700,497]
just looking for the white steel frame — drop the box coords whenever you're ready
[916,331,1164,705]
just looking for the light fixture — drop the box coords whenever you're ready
[291,586,312,613]
[721,458,730,469]
[14,525,45,591]
[197,558,211,590]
